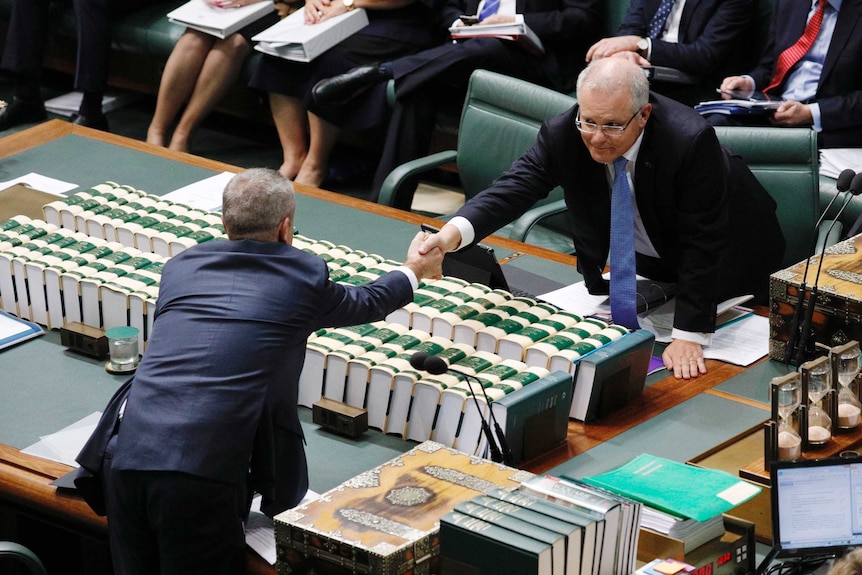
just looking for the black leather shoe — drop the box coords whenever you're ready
[312,65,391,106]
[71,111,109,132]
[0,96,47,131]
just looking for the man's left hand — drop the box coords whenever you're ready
[662,339,707,379]
[771,101,814,127]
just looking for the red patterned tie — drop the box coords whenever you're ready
[763,0,828,94]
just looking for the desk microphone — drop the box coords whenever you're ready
[409,351,513,465]
[787,169,857,364]
[793,172,862,365]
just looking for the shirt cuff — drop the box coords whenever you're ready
[394,266,419,291]
[809,102,822,132]
[448,216,475,251]
[671,328,712,346]
[645,37,653,60]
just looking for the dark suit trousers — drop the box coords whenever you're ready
[103,436,249,575]
[1,0,147,92]
[370,37,550,203]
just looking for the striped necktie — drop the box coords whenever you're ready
[609,157,639,329]
[763,0,828,94]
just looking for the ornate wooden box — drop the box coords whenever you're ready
[274,441,532,575]
[769,233,862,363]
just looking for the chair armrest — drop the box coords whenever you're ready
[377,150,458,207]
[0,542,48,575]
[508,199,568,242]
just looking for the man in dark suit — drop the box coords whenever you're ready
[78,168,443,574]
[311,0,602,202]
[0,0,147,131]
[419,58,785,379]
[713,0,862,148]
[586,0,761,105]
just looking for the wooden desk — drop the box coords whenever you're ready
[0,121,770,574]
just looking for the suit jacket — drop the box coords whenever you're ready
[77,239,413,517]
[749,0,862,147]
[618,0,759,79]
[456,93,785,333]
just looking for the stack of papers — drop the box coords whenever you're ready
[820,148,862,180]
[449,14,544,54]
[694,98,782,116]
[640,507,726,552]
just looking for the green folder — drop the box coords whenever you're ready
[577,453,761,521]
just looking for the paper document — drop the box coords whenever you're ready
[449,14,544,54]
[44,89,141,117]
[0,173,77,195]
[820,148,862,180]
[245,490,320,564]
[162,171,236,211]
[0,310,45,352]
[21,411,101,467]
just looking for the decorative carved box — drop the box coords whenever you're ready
[274,441,532,575]
[770,233,862,363]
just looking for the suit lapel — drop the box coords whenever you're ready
[821,0,862,86]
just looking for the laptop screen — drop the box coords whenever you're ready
[771,456,862,558]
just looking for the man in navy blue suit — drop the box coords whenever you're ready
[82,168,443,575]
[418,58,784,380]
[713,0,862,148]
[586,0,760,105]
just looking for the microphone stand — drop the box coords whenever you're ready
[788,170,858,365]
[794,177,862,366]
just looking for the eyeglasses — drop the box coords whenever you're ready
[575,107,644,137]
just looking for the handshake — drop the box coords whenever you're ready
[401,224,464,282]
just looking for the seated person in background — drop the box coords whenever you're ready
[586,0,760,106]
[312,0,603,204]
[0,0,148,131]
[146,0,282,152]
[417,58,785,379]
[248,0,447,187]
[711,0,862,148]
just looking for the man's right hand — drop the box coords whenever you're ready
[403,231,444,282]
[718,76,754,98]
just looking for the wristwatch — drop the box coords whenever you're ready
[343,0,356,11]
[636,37,649,57]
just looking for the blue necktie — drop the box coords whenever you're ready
[609,157,639,329]
[479,0,500,20]
[648,0,675,39]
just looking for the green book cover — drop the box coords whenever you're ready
[578,453,762,522]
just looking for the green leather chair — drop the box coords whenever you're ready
[0,542,48,575]
[504,125,823,266]
[712,126,823,268]
[377,69,578,253]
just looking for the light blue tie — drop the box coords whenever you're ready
[648,0,675,39]
[479,0,500,20]
[609,157,639,329]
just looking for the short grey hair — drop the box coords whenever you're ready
[222,168,296,241]
[576,59,650,114]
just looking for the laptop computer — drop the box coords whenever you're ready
[758,455,862,573]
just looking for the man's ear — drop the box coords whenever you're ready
[278,217,293,244]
